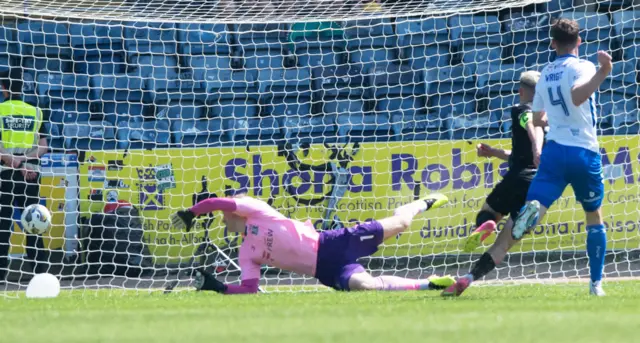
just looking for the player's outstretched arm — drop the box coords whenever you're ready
[477,143,510,161]
[571,51,612,106]
[194,269,260,295]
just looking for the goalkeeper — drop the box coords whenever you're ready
[171,193,454,294]
[442,71,547,297]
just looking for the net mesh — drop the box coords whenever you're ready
[1,0,640,294]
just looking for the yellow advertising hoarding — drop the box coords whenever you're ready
[77,137,640,263]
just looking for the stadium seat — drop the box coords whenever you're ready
[337,113,393,143]
[396,17,450,70]
[290,22,346,68]
[257,68,312,117]
[63,120,116,150]
[282,114,338,144]
[37,72,93,125]
[344,18,398,70]
[599,61,638,97]
[560,11,613,63]
[612,11,640,60]
[426,65,478,120]
[505,13,555,67]
[391,113,447,141]
[202,68,260,118]
[68,21,126,75]
[449,15,503,67]
[311,65,371,115]
[0,23,17,73]
[476,63,526,116]
[235,23,288,52]
[44,122,65,151]
[545,0,574,13]
[129,54,180,85]
[177,23,230,56]
[90,74,145,125]
[451,111,503,140]
[22,56,72,74]
[123,21,177,55]
[189,55,232,81]
[117,118,170,150]
[170,119,224,147]
[154,99,207,121]
[17,20,72,58]
[323,98,366,117]
[226,116,285,147]
[369,62,428,119]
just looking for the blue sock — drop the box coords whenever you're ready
[586,224,607,283]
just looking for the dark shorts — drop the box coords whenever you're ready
[486,168,535,220]
[314,220,384,291]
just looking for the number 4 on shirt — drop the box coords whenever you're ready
[548,86,569,116]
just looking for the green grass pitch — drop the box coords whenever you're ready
[2,281,639,343]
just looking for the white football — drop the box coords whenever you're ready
[21,204,52,235]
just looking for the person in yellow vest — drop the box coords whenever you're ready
[0,68,50,283]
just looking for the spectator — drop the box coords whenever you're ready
[0,68,50,283]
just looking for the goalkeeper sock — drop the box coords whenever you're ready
[373,276,431,291]
[469,252,497,282]
[394,200,428,218]
[586,224,607,282]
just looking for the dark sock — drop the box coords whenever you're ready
[470,252,497,281]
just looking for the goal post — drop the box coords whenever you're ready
[1,0,640,294]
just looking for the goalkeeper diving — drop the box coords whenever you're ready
[170,193,454,294]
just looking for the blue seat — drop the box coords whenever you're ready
[235,23,287,53]
[69,21,124,50]
[545,0,573,13]
[323,98,366,116]
[560,12,613,63]
[391,113,446,141]
[506,13,554,66]
[76,53,126,76]
[44,122,64,151]
[189,55,232,81]
[426,65,477,118]
[244,52,285,71]
[226,117,284,146]
[177,23,230,56]
[291,23,346,68]
[599,61,638,96]
[337,114,392,143]
[450,15,503,64]
[129,54,179,82]
[612,11,640,60]
[282,114,338,144]
[91,74,144,125]
[170,119,224,147]
[154,100,207,121]
[344,18,397,70]
[450,111,504,140]
[476,63,526,112]
[18,20,71,58]
[64,120,116,150]
[258,68,312,117]
[369,62,427,118]
[311,65,369,100]
[396,17,449,49]
[202,69,259,118]
[117,118,170,149]
[37,73,92,125]
[597,91,636,129]
[123,22,177,55]
[0,23,17,72]
[22,56,72,74]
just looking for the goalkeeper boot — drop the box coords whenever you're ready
[426,275,456,290]
[590,281,606,296]
[464,220,496,253]
[511,200,540,240]
[422,193,449,211]
[441,276,472,297]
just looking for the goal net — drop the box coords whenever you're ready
[1,0,639,294]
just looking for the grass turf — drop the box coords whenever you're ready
[2,280,640,343]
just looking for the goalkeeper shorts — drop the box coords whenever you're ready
[315,220,384,291]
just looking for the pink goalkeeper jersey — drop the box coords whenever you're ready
[190,197,320,293]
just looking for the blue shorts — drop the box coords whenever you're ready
[314,221,384,291]
[526,140,604,212]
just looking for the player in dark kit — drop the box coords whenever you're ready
[442,71,548,296]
